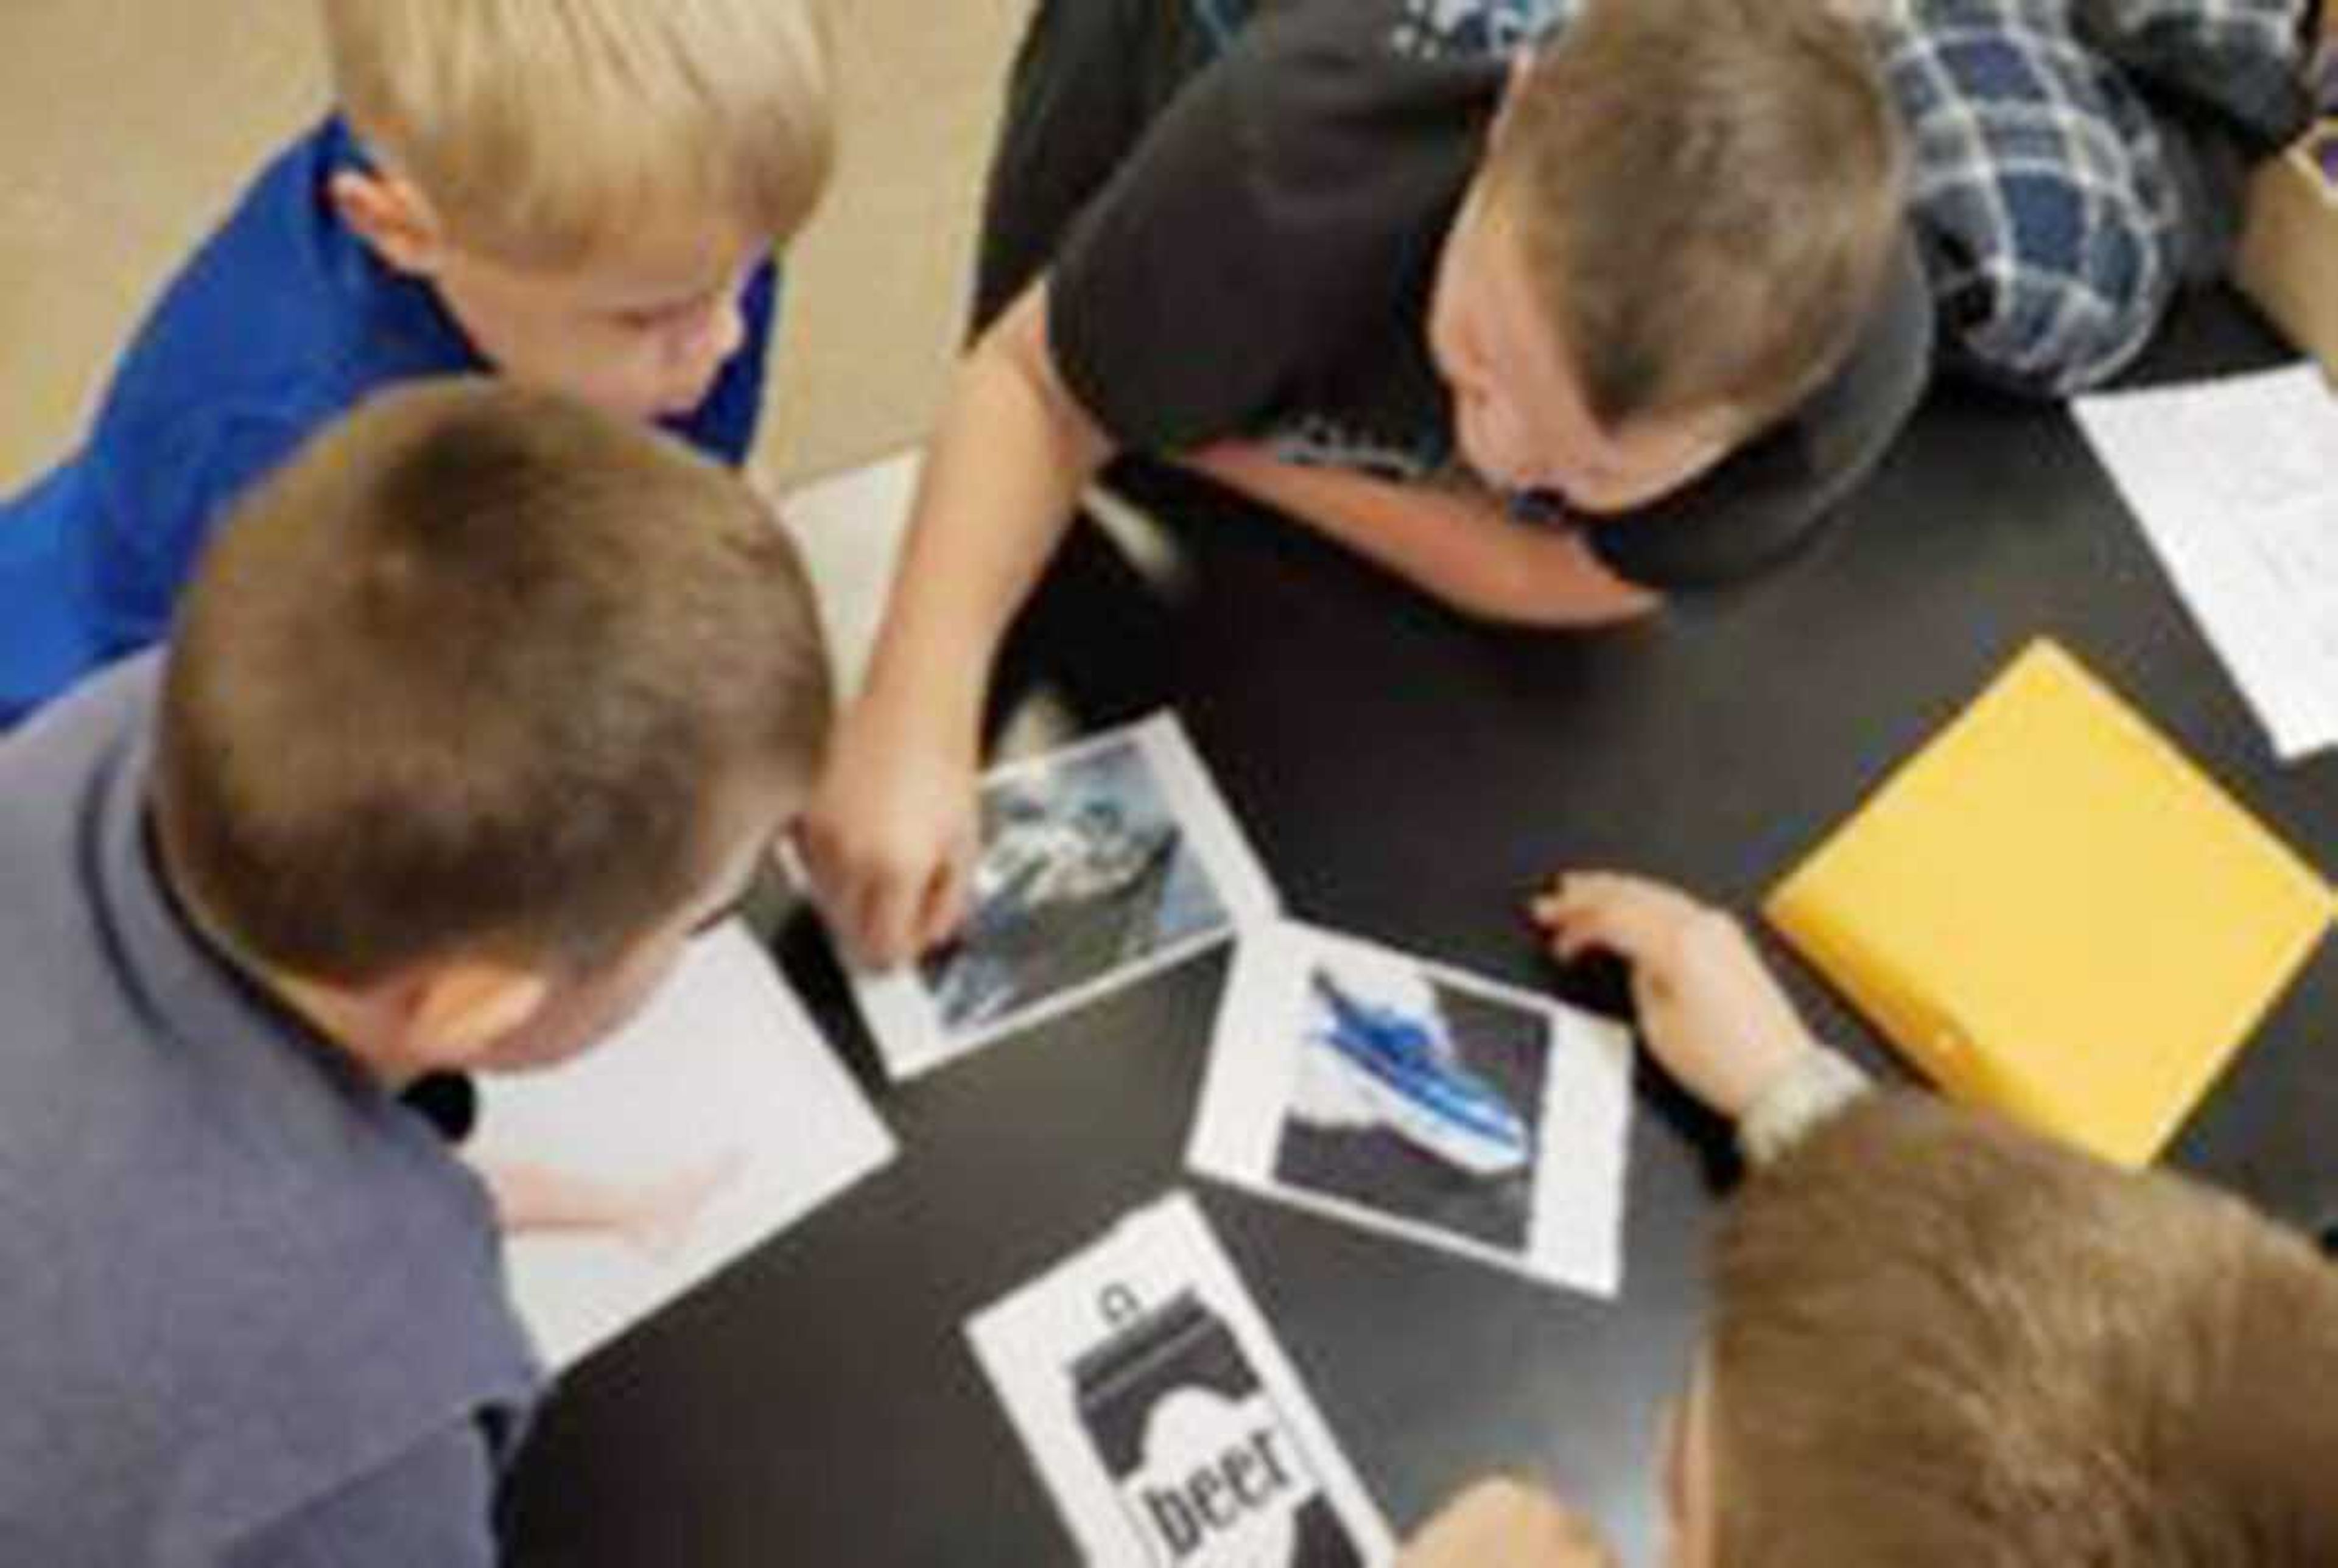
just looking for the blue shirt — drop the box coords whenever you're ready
[0,116,779,726]
[0,655,541,1565]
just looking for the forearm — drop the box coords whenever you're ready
[1188,443,1660,627]
[472,1158,665,1236]
[861,285,1114,734]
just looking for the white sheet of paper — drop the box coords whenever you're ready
[471,920,897,1370]
[2074,362,2338,760]
[1188,922,1634,1298]
[852,713,1280,1080]
[967,1192,1397,1567]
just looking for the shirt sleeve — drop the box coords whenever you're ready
[223,1424,502,1568]
[1578,228,1936,593]
[1045,41,1302,452]
[1047,3,1484,455]
[1737,1046,1873,1169]
[82,405,316,661]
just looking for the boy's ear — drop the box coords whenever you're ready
[400,957,553,1071]
[329,169,447,278]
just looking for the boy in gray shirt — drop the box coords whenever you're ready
[0,382,832,1564]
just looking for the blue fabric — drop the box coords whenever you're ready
[0,656,539,1563]
[0,116,779,728]
[0,466,105,728]
[1870,0,2303,395]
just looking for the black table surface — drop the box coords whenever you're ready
[507,293,2338,1565]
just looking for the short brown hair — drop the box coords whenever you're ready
[157,380,832,985]
[323,0,834,267]
[1489,0,1906,430]
[1709,1095,2338,1564]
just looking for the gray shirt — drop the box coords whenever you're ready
[0,657,541,1566]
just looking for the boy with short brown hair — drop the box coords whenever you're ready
[0,0,832,725]
[0,381,830,1563]
[1399,873,2338,1565]
[805,0,1933,967]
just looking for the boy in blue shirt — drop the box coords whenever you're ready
[0,380,834,1562]
[0,0,834,724]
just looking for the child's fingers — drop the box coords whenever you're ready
[788,816,837,907]
[1536,873,1706,965]
[916,844,973,956]
[859,868,925,970]
[1532,869,1679,922]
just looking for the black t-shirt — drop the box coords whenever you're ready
[1041,0,1933,592]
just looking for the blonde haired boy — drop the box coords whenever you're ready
[0,382,832,1562]
[0,0,832,726]
[1396,872,2338,1564]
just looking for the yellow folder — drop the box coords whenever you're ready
[1766,641,2334,1167]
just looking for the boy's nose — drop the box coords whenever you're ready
[695,295,748,369]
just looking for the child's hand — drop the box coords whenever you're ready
[617,1147,748,1262]
[477,1146,745,1259]
[1531,872,1819,1122]
[1398,1479,1617,1568]
[797,689,981,968]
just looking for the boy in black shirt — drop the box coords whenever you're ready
[806,0,1931,965]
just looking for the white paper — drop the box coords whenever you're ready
[852,713,1280,1080]
[967,1193,1397,1567]
[1188,922,1634,1299]
[2074,363,2338,760]
[471,920,897,1370]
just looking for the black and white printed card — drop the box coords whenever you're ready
[967,1194,1394,1567]
[1188,922,1632,1297]
[853,715,1279,1080]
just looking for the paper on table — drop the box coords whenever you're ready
[1188,922,1634,1298]
[968,1192,1397,1567]
[2074,363,2338,760]
[851,713,1281,1080]
[471,920,897,1370]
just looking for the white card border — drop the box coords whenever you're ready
[965,1191,1396,1567]
[1187,920,1633,1298]
[854,713,1279,1080]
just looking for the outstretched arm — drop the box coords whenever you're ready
[1187,441,1659,628]
[799,281,1117,967]
[1530,871,1869,1164]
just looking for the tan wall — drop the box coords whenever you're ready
[0,0,1028,494]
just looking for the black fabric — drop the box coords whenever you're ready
[2069,0,2314,151]
[972,0,1240,331]
[1046,3,1494,468]
[401,1073,482,1146]
[981,0,1934,595]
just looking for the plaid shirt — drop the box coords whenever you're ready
[1322,0,2308,393]
[1872,0,2306,394]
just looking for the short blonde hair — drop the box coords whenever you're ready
[323,0,835,267]
[1709,1095,2338,1564]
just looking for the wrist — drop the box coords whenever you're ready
[1736,1045,1870,1167]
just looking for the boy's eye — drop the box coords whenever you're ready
[614,296,712,334]
[616,306,684,332]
